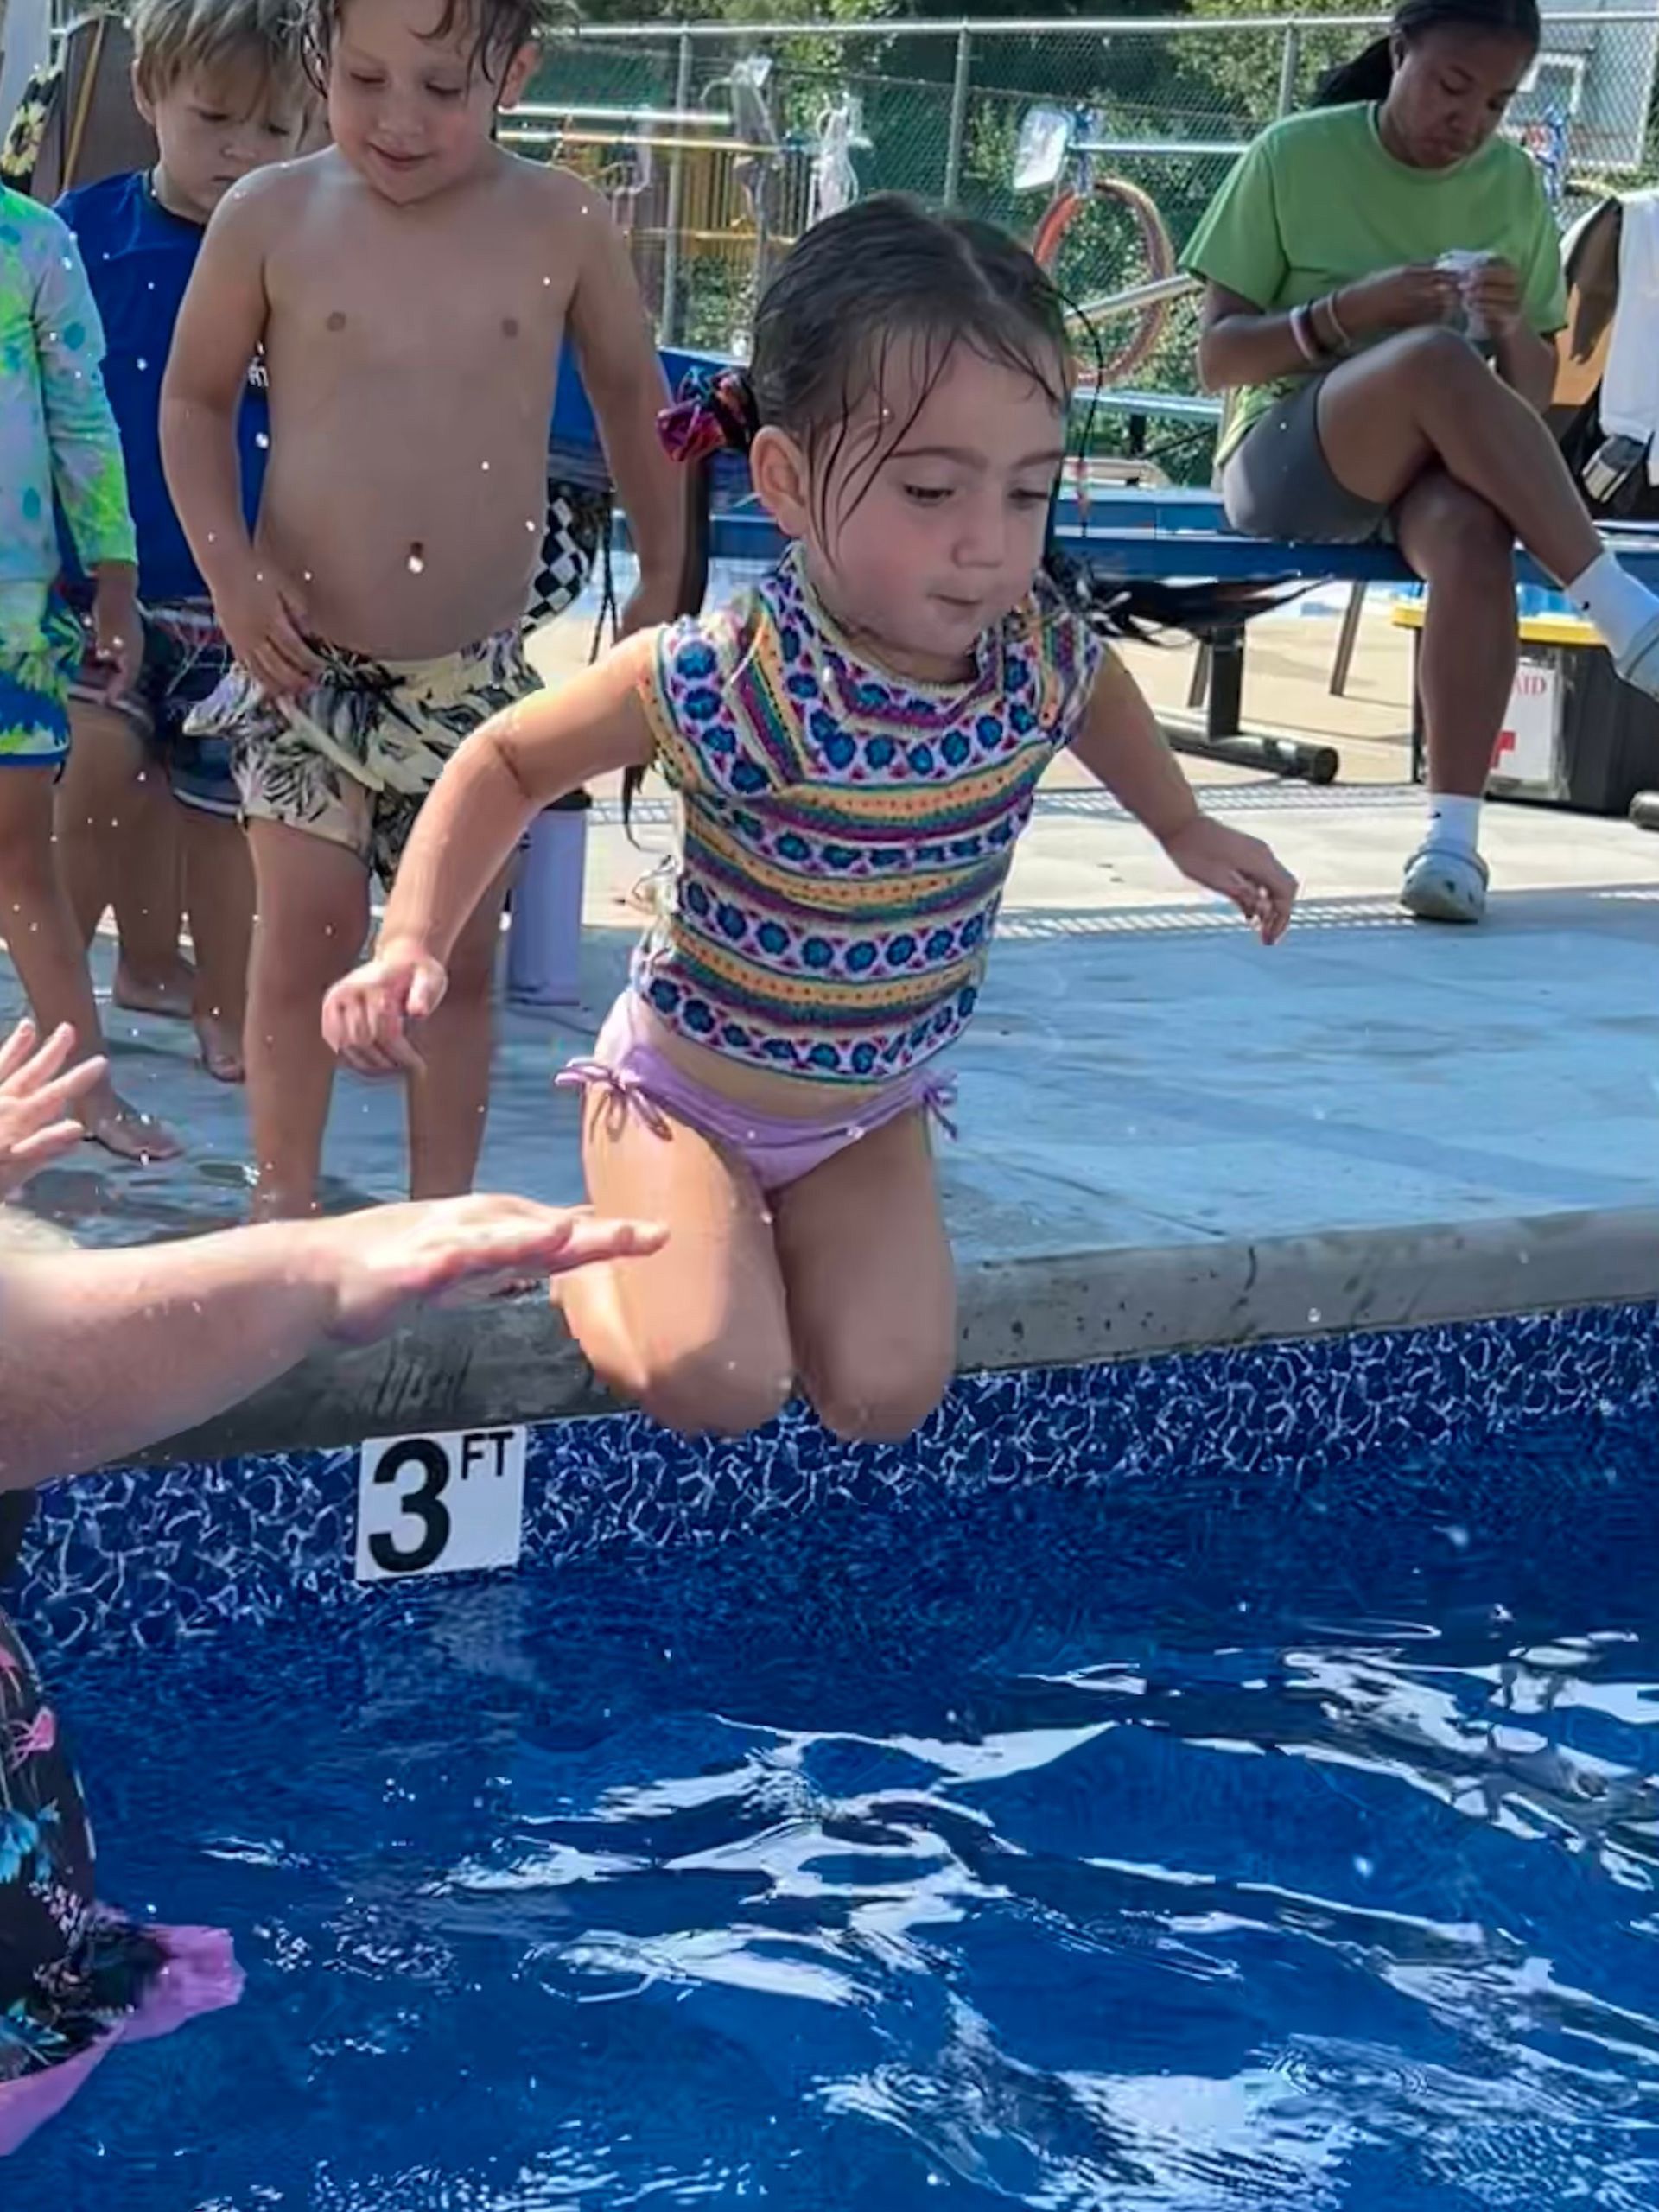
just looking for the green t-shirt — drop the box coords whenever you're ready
[1182,103,1567,462]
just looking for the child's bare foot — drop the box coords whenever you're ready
[79,1084,183,1162]
[194,1011,246,1084]
[113,957,195,1023]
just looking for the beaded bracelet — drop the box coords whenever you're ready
[1289,302,1325,367]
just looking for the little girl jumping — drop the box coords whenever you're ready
[324,194,1297,1444]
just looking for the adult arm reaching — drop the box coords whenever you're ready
[0,1026,664,1491]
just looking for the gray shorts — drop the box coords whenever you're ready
[1220,376,1393,544]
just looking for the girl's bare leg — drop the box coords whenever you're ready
[1317,333,1659,918]
[560,1087,794,1438]
[775,1109,956,1444]
[1315,329,1603,583]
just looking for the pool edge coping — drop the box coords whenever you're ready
[137,1201,1659,1464]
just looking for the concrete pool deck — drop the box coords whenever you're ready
[7,608,1659,1459]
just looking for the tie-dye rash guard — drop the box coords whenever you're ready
[0,187,135,594]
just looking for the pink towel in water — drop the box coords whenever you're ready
[0,1924,243,2158]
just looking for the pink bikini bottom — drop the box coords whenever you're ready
[556,992,957,1194]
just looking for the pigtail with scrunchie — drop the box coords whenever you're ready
[620,368,761,836]
[657,366,760,465]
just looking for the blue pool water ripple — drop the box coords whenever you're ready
[10,1424,1659,2208]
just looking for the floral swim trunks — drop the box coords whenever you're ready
[0,1495,161,2085]
[186,627,540,884]
[0,585,82,770]
[0,1496,243,2152]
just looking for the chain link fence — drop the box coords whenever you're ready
[23,3,1659,472]
[525,9,1659,472]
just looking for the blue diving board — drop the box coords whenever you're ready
[698,489,1659,593]
[693,492,1659,774]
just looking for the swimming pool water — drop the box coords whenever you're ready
[13,1408,1659,2209]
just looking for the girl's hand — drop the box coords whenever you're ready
[1466,257,1525,340]
[320,1195,668,1342]
[90,566,141,700]
[1336,263,1462,335]
[1161,817,1297,944]
[322,941,449,1076]
[0,1020,106,1197]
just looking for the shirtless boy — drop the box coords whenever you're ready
[161,0,684,1217]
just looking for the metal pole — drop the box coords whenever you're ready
[943,27,971,205]
[660,29,694,343]
[1275,21,1300,114]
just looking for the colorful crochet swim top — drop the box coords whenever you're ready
[633,544,1105,1086]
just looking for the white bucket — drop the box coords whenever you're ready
[505,795,589,1009]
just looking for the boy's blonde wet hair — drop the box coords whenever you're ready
[131,0,308,105]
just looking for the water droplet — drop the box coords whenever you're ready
[255,431,270,450]
[480,460,491,472]
[1353,1854,1375,1879]
[1307,1306,1322,1325]
[136,356,149,372]
[1440,1523,1471,1552]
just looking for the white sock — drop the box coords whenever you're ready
[1425,793,1482,857]
[1567,550,1659,662]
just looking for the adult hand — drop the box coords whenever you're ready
[320,1195,667,1343]
[0,1020,105,1198]
[1336,263,1463,336]
[1466,257,1525,340]
[1160,817,1298,944]
[322,938,449,1077]
[216,559,321,696]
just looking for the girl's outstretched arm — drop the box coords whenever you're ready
[324,632,658,1074]
[1068,652,1298,944]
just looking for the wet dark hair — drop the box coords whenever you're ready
[638,196,1285,827]
[1314,0,1541,109]
[301,0,544,93]
[750,194,1075,552]
[673,199,1276,645]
